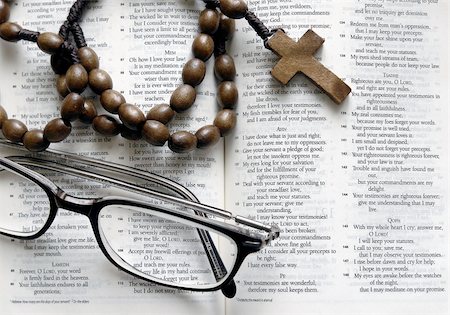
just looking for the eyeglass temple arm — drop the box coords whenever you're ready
[0,140,277,235]
[7,156,238,295]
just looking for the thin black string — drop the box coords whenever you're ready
[67,0,88,24]
[61,41,80,63]
[202,0,219,9]
[214,34,226,56]
[244,10,280,48]
[18,29,40,42]
[57,0,88,63]
[71,22,87,48]
[59,20,70,40]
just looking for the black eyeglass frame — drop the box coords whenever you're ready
[0,141,280,298]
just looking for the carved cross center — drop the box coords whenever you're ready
[267,29,351,104]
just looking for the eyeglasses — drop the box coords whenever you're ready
[0,139,279,298]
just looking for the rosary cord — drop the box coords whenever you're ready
[18,29,40,42]
[71,22,87,48]
[56,0,88,64]
[61,41,80,63]
[67,0,88,24]
[59,20,70,39]
[244,10,278,46]
[203,0,220,9]
[214,34,226,56]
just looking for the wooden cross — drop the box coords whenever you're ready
[267,29,351,104]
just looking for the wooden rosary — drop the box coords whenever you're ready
[0,0,351,153]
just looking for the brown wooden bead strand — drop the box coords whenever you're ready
[214,54,236,81]
[89,69,113,94]
[146,104,175,125]
[92,115,120,136]
[170,84,197,113]
[37,32,64,54]
[118,103,146,131]
[120,126,142,141]
[196,125,221,149]
[44,118,72,143]
[23,130,50,152]
[220,0,248,19]
[56,75,70,97]
[217,81,238,109]
[79,99,98,124]
[0,0,10,24]
[142,120,170,146]
[0,105,8,129]
[199,9,220,35]
[214,109,237,136]
[218,14,235,40]
[61,92,84,121]
[182,58,206,87]
[2,119,28,143]
[100,89,126,114]
[66,64,89,93]
[78,47,99,72]
[0,1,240,153]
[192,34,214,61]
[169,131,198,153]
[0,22,22,42]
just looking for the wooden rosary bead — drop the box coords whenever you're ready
[37,32,64,54]
[169,131,198,153]
[0,0,10,24]
[182,58,206,87]
[192,34,214,61]
[89,69,113,94]
[79,99,98,124]
[51,53,72,75]
[118,103,146,131]
[214,54,236,81]
[199,9,220,35]
[61,92,84,122]
[100,89,125,114]
[170,84,196,113]
[146,104,175,125]
[0,105,8,129]
[78,47,99,72]
[218,15,235,40]
[220,0,248,19]
[2,119,28,142]
[214,109,236,136]
[0,22,22,42]
[44,118,71,142]
[217,81,238,108]
[120,126,142,141]
[23,130,50,152]
[142,120,170,146]
[65,64,89,93]
[196,125,221,149]
[92,115,120,136]
[56,75,70,97]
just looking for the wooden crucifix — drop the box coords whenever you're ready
[267,29,351,104]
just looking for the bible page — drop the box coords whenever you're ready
[0,1,226,314]
[225,0,448,314]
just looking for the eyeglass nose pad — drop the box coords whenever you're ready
[221,279,237,298]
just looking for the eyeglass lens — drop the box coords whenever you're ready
[98,205,238,289]
[0,166,51,236]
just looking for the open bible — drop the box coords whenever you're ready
[0,0,447,314]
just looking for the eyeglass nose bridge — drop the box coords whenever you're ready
[54,189,95,217]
